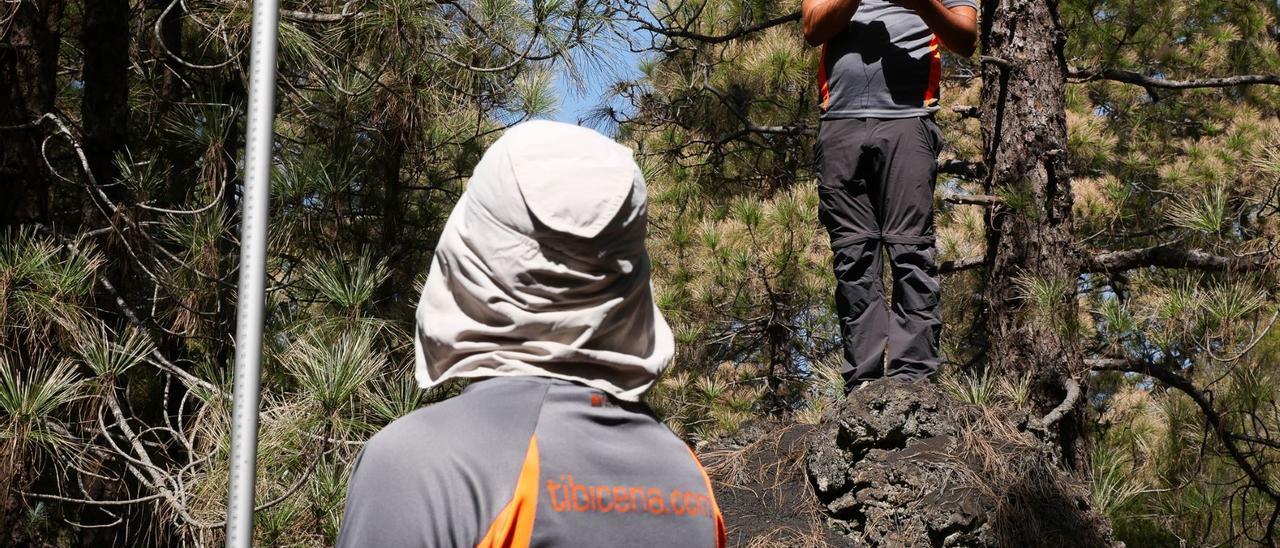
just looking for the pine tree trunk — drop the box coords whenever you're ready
[82,0,130,202]
[0,0,65,228]
[978,0,1087,469]
[152,1,193,206]
[381,125,405,257]
[0,7,63,537]
[379,123,408,310]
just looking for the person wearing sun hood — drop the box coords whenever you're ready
[336,120,727,548]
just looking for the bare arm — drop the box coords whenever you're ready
[896,0,978,57]
[801,0,861,46]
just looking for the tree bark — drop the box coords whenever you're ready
[1086,245,1268,274]
[979,0,1087,470]
[381,125,405,258]
[151,0,194,206]
[0,6,64,538]
[0,0,65,228]
[378,121,408,311]
[82,0,131,218]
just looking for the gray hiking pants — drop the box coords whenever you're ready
[816,116,943,388]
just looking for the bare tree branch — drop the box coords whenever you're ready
[1034,377,1081,429]
[938,158,987,179]
[101,392,220,530]
[951,105,980,119]
[1087,357,1280,505]
[23,491,164,506]
[1070,68,1280,89]
[980,56,1012,69]
[280,1,363,24]
[633,11,800,45]
[943,192,1003,206]
[939,255,984,274]
[153,0,241,70]
[1085,244,1270,273]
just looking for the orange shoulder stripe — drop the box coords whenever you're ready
[477,436,540,548]
[923,36,942,108]
[685,446,728,548]
[817,44,831,111]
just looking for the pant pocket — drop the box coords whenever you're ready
[918,116,944,157]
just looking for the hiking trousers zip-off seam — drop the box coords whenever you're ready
[816,116,944,387]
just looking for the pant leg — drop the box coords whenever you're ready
[815,118,889,387]
[833,239,887,385]
[885,242,941,379]
[873,116,943,380]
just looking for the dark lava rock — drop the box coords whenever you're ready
[804,379,1115,548]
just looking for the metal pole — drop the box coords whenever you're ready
[225,0,279,545]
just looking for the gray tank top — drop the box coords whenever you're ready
[818,0,978,119]
[336,376,726,548]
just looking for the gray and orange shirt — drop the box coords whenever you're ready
[336,376,727,548]
[817,0,978,119]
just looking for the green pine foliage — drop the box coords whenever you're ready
[617,0,840,432]
[619,0,1280,544]
[1060,3,1280,544]
[1,0,605,544]
[1,0,1278,543]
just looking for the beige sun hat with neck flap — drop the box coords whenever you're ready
[413,120,674,402]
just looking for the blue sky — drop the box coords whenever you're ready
[551,70,610,126]
[549,28,646,129]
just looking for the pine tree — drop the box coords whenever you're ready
[0,0,607,543]
[616,0,1280,543]
[0,0,1277,543]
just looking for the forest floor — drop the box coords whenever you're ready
[703,422,849,547]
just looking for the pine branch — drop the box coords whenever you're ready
[1085,245,1269,273]
[938,159,987,179]
[939,255,984,274]
[1087,357,1280,504]
[30,221,221,396]
[1033,377,1081,430]
[716,124,815,144]
[943,192,1003,206]
[280,8,362,23]
[951,105,980,119]
[1070,68,1280,89]
[701,84,814,142]
[635,11,801,44]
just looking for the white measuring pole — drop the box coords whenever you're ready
[225,0,280,545]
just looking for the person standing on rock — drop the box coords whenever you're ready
[336,120,726,548]
[802,0,978,391]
